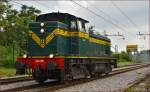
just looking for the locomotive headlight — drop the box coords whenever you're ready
[49,54,54,58]
[40,22,44,27]
[23,54,27,58]
[40,29,44,33]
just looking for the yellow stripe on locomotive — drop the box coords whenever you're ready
[28,28,111,48]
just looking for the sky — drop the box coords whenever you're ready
[9,0,149,52]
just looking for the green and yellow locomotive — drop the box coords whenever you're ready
[16,12,117,83]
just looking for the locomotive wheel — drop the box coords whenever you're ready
[33,66,47,84]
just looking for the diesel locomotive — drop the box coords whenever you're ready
[16,12,117,83]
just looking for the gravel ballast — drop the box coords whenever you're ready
[55,67,150,92]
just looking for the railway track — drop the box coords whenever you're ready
[0,63,141,85]
[0,75,32,85]
[1,63,149,92]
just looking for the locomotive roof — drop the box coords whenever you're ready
[36,12,89,23]
[91,34,111,42]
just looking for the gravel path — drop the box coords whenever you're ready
[55,67,150,92]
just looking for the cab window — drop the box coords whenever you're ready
[85,23,89,33]
[77,20,86,32]
[70,21,77,30]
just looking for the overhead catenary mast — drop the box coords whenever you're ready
[103,30,125,53]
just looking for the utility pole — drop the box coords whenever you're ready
[137,32,150,62]
[149,0,150,63]
[12,23,15,64]
[149,0,150,64]
[13,41,15,64]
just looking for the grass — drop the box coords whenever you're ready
[117,61,134,67]
[0,45,19,78]
[0,67,16,78]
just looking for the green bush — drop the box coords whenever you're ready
[0,45,20,68]
[119,51,132,62]
[113,51,133,63]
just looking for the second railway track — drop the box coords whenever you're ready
[0,75,32,85]
[1,63,149,92]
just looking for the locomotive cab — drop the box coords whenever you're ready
[36,12,89,33]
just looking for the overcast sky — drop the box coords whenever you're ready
[9,0,149,52]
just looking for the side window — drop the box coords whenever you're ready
[70,21,77,30]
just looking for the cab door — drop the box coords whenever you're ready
[68,19,79,55]
[77,20,89,56]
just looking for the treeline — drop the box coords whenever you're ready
[0,1,41,67]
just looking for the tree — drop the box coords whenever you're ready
[0,1,41,47]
